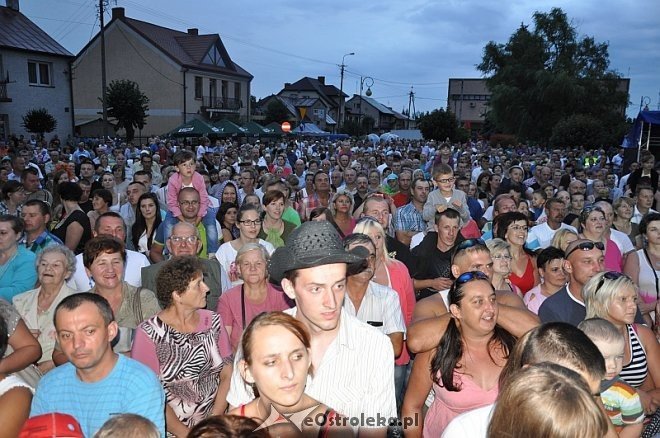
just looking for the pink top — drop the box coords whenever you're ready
[423,371,499,436]
[523,284,547,315]
[386,260,416,366]
[604,238,623,272]
[217,283,292,352]
[167,171,210,218]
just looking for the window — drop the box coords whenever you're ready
[194,76,203,99]
[234,82,241,101]
[28,61,51,86]
[221,80,228,99]
[202,45,226,67]
[313,108,325,119]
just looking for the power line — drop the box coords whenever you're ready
[31,16,96,26]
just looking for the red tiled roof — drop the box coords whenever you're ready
[0,6,73,57]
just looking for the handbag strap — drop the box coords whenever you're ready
[241,284,246,330]
[133,286,144,323]
[643,249,660,300]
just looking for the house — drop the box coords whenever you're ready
[0,0,74,142]
[345,95,411,132]
[72,7,253,138]
[273,76,346,131]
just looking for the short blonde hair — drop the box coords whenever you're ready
[583,272,638,319]
[550,229,578,252]
[486,238,511,257]
[354,218,390,262]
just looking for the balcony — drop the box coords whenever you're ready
[201,96,241,114]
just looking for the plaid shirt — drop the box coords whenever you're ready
[299,193,330,221]
[394,202,425,233]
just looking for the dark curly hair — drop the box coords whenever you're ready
[156,256,205,308]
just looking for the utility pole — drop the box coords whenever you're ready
[407,86,416,130]
[98,0,109,139]
[338,52,354,134]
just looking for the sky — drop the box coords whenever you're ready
[19,0,660,119]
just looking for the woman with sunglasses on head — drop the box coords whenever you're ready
[579,206,623,272]
[523,246,567,315]
[215,204,275,287]
[494,212,540,296]
[402,271,516,437]
[583,271,660,416]
[486,239,522,298]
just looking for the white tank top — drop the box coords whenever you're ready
[637,249,660,303]
[0,375,34,396]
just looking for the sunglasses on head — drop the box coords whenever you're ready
[595,271,628,292]
[565,241,605,258]
[455,238,486,252]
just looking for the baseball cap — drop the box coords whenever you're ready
[19,413,84,438]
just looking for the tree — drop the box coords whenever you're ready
[21,108,56,137]
[477,7,627,145]
[263,99,290,125]
[417,109,468,141]
[103,79,149,142]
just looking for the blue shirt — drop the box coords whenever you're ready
[394,202,425,233]
[0,246,37,302]
[31,354,166,437]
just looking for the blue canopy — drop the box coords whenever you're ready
[622,110,660,148]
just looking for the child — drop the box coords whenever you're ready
[530,189,547,223]
[422,163,470,230]
[578,318,644,438]
[165,150,219,256]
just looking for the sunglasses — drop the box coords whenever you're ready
[455,238,486,252]
[565,241,605,258]
[452,271,491,293]
[595,271,628,292]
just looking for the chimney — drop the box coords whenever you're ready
[111,7,125,20]
[284,83,291,87]
[187,28,198,36]
[317,76,325,85]
[6,0,19,11]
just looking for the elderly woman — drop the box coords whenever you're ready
[0,215,37,302]
[523,246,566,315]
[612,196,640,246]
[330,192,356,236]
[12,245,78,373]
[579,206,623,272]
[216,205,275,286]
[53,237,160,365]
[0,314,33,437]
[583,271,660,415]
[132,256,233,437]
[494,212,540,295]
[486,238,522,297]
[258,190,296,248]
[402,271,516,436]
[217,243,291,353]
[51,182,92,255]
[624,212,660,326]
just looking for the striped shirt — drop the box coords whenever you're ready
[619,324,648,388]
[227,308,397,424]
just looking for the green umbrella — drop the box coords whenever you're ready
[242,121,271,136]
[168,119,219,137]
[213,119,249,136]
[264,122,286,135]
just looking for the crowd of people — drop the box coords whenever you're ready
[0,132,659,437]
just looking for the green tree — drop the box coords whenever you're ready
[263,99,290,125]
[477,7,627,144]
[103,79,149,142]
[417,109,467,141]
[21,108,57,137]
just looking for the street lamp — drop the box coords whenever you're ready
[358,76,374,137]
[640,96,651,112]
[338,52,354,133]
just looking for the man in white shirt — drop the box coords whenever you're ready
[528,198,577,249]
[631,185,658,224]
[226,221,397,432]
[68,212,150,291]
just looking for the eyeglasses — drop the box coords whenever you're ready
[434,177,456,184]
[169,235,198,245]
[565,241,605,258]
[492,254,512,261]
[455,271,490,286]
[179,200,199,207]
[595,271,627,293]
[239,219,262,227]
[508,225,529,232]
